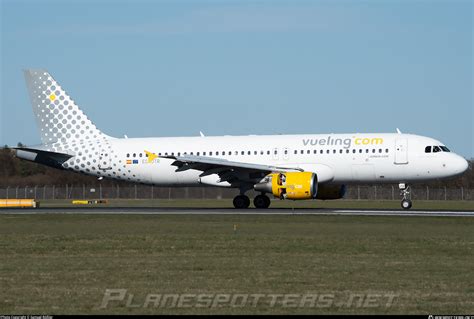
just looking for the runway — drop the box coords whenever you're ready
[1,207,474,217]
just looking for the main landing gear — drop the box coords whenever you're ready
[399,183,412,210]
[233,194,250,209]
[254,194,271,209]
[232,194,271,209]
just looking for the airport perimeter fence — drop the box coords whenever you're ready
[0,185,473,201]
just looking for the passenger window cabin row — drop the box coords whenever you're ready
[126,148,390,159]
[294,148,389,155]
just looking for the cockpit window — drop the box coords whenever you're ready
[426,145,450,153]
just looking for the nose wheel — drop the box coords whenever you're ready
[399,183,412,210]
[401,199,412,209]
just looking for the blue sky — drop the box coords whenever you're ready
[1,0,472,158]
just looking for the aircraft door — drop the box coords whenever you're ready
[394,139,408,164]
[98,142,112,170]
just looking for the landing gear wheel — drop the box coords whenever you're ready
[233,195,250,209]
[401,199,412,210]
[254,194,271,209]
[399,183,412,210]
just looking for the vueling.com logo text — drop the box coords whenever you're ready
[302,136,384,149]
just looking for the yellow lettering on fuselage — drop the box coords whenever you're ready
[354,137,384,145]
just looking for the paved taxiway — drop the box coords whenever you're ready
[1,207,473,217]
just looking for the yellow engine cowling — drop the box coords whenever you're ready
[255,172,318,200]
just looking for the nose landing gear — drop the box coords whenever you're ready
[399,183,412,210]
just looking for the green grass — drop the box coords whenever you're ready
[1,214,473,314]
[40,198,474,211]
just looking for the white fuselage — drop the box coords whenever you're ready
[19,70,469,206]
[63,133,467,187]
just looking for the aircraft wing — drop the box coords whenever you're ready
[160,154,302,185]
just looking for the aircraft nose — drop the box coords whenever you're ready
[453,155,469,175]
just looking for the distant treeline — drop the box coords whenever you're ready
[1,144,473,188]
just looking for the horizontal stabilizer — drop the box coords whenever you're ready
[14,147,73,169]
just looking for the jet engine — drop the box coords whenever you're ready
[315,184,346,200]
[254,172,318,200]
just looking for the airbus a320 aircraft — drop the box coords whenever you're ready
[15,70,468,209]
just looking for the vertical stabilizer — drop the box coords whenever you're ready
[24,69,110,144]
